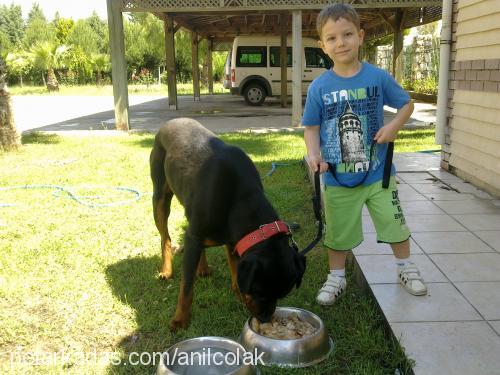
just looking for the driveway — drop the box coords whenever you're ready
[12,94,436,134]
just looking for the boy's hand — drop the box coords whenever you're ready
[374,123,399,144]
[307,155,329,173]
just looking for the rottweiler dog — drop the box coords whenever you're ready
[150,118,306,330]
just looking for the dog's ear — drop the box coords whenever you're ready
[294,253,306,289]
[237,259,259,294]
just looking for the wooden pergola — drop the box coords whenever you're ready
[106,0,442,130]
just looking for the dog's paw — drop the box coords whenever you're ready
[169,317,189,331]
[158,271,173,280]
[197,267,212,278]
[172,244,184,254]
[231,284,243,301]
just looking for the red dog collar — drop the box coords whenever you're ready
[234,220,290,256]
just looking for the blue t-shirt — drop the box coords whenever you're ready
[302,62,410,187]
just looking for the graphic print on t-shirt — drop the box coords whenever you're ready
[321,86,380,174]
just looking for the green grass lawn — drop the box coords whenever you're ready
[8,82,227,96]
[0,131,431,374]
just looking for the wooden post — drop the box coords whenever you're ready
[192,32,200,101]
[392,9,404,82]
[280,13,288,108]
[208,38,214,95]
[292,10,302,127]
[164,15,177,110]
[106,0,129,130]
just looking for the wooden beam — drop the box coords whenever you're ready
[164,15,178,110]
[107,0,129,130]
[280,13,287,108]
[208,38,214,95]
[292,10,302,127]
[191,32,200,101]
[392,9,404,81]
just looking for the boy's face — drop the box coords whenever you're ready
[319,17,364,67]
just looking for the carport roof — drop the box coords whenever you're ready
[120,0,442,42]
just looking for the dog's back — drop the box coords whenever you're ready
[151,118,220,204]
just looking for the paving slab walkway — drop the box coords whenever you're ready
[353,152,500,375]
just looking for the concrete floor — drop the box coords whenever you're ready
[11,93,500,374]
[13,93,436,134]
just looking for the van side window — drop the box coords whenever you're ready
[236,46,266,67]
[305,47,333,69]
[269,47,292,67]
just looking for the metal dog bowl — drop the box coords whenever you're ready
[157,336,258,375]
[239,307,333,368]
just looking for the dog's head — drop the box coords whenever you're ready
[237,235,306,322]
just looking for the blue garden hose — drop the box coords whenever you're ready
[0,184,142,208]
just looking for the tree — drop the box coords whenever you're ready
[91,53,110,86]
[67,20,99,55]
[23,16,56,48]
[61,45,92,84]
[0,56,21,152]
[54,17,75,45]
[86,12,108,54]
[5,51,31,87]
[27,3,46,23]
[0,4,24,48]
[0,29,12,57]
[29,42,69,90]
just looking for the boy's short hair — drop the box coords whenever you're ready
[316,4,361,38]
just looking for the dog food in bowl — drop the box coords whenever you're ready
[239,307,333,367]
[251,312,316,339]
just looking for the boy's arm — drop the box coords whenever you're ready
[304,126,329,173]
[374,100,414,144]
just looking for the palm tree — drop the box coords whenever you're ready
[29,42,69,91]
[0,56,21,152]
[91,54,111,86]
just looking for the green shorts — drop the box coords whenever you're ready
[324,177,411,250]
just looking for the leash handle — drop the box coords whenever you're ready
[382,142,394,188]
[299,170,324,256]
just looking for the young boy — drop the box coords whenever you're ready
[302,4,427,305]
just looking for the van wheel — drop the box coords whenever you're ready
[243,83,266,106]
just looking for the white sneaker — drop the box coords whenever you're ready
[316,274,347,306]
[398,263,427,296]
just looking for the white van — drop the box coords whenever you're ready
[229,35,332,105]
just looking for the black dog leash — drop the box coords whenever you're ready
[327,142,394,189]
[299,170,323,256]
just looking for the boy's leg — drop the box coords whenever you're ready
[366,177,427,295]
[328,248,349,270]
[317,185,366,306]
[316,248,348,305]
[391,239,427,295]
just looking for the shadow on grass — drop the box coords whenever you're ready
[22,132,61,144]
[128,135,155,149]
[105,255,183,373]
[127,129,304,159]
[105,249,252,374]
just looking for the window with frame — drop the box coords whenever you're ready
[269,47,292,67]
[236,46,266,67]
[305,47,333,69]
